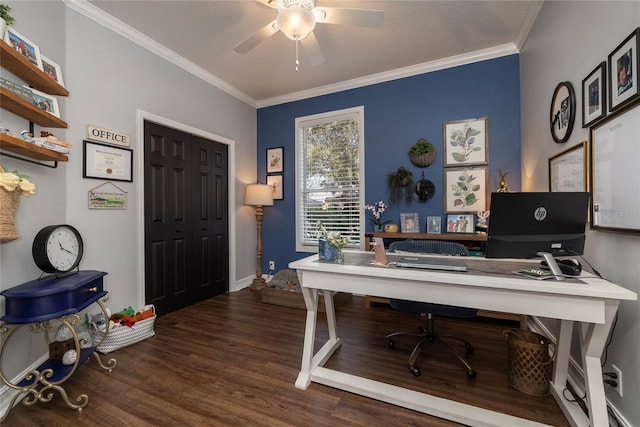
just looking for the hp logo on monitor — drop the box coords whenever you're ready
[534,207,547,221]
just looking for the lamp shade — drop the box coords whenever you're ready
[245,184,274,206]
[276,4,316,40]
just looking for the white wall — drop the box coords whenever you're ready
[521,2,640,425]
[0,0,257,406]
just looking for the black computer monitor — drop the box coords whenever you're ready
[485,192,590,277]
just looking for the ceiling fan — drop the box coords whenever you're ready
[234,0,384,69]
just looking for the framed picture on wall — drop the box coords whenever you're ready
[582,62,606,128]
[266,174,283,200]
[608,27,640,112]
[83,140,133,182]
[443,117,488,167]
[266,147,284,174]
[443,167,488,213]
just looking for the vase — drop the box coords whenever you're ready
[334,248,344,264]
[318,239,338,262]
[373,224,383,232]
[0,188,20,243]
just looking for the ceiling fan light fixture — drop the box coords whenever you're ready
[276,4,316,40]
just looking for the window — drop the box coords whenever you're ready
[295,106,365,252]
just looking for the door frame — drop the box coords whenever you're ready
[135,110,236,307]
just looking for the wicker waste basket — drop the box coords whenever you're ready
[504,330,555,396]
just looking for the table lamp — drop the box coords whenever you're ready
[245,183,274,291]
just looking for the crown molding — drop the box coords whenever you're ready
[64,0,256,107]
[256,43,520,108]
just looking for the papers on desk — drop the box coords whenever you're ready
[515,268,558,280]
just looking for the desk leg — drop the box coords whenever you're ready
[296,287,319,390]
[295,288,343,390]
[580,301,619,427]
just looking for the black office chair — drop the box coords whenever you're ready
[386,240,477,378]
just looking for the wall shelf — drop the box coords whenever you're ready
[0,133,68,162]
[0,41,69,96]
[0,87,67,128]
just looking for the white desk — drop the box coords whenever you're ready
[289,252,637,427]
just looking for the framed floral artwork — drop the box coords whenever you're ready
[443,117,488,167]
[266,174,283,200]
[444,167,488,213]
[266,147,284,174]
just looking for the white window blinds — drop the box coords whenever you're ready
[295,107,365,251]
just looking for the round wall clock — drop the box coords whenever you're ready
[549,81,576,143]
[32,225,84,276]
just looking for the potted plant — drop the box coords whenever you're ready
[386,166,413,204]
[0,4,14,39]
[0,165,36,243]
[409,138,436,167]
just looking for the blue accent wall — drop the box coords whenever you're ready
[257,54,521,271]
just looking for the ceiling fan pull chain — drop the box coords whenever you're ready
[295,38,300,72]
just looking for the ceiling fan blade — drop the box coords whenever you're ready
[315,7,384,27]
[254,0,278,9]
[301,32,325,66]
[234,20,278,54]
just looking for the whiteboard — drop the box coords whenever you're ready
[549,142,586,192]
[591,103,640,233]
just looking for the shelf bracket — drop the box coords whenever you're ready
[1,150,59,168]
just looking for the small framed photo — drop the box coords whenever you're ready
[27,87,60,118]
[41,55,65,87]
[582,62,607,128]
[266,174,283,200]
[444,167,488,213]
[3,26,43,70]
[427,216,441,234]
[83,140,133,182]
[608,27,640,112]
[443,117,488,167]
[400,213,420,233]
[266,147,284,174]
[446,214,475,234]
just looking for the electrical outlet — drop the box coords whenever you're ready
[612,364,623,397]
[269,260,275,271]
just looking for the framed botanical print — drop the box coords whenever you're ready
[266,147,284,174]
[443,117,488,167]
[443,167,488,213]
[608,27,640,112]
[266,174,283,200]
[582,62,606,128]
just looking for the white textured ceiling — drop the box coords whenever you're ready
[83,1,543,106]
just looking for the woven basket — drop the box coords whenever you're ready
[93,305,156,353]
[504,330,555,396]
[0,187,21,244]
[409,150,436,167]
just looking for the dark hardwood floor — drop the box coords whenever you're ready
[4,290,572,426]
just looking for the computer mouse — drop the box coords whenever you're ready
[540,258,582,276]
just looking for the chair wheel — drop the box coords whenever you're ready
[467,369,477,378]
[410,365,421,377]
[387,339,394,349]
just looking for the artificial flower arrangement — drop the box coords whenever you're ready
[317,221,349,249]
[0,165,36,196]
[364,200,390,229]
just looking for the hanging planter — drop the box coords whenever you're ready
[386,166,413,204]
[409,138,436,167]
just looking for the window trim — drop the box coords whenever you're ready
[295,106,365,253]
